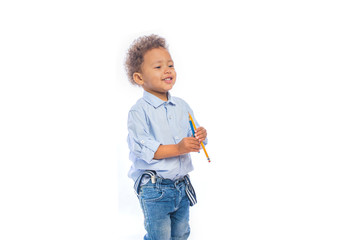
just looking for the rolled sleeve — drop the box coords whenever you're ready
[128,110,161,163]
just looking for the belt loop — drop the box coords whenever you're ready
[156,176,162,190]
[174,178,180,188]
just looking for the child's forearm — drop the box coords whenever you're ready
[153,144,180,159]
[153,137,201,160]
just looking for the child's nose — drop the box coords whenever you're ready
[164,67,172,74]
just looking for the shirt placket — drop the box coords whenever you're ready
[164,104,177,144]
[165,103,182,178]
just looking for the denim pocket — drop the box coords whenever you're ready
[140,186,165,202]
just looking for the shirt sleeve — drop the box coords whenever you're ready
[127,109,161,163]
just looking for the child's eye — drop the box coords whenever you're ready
[155,66,161,69]
[169,65,174,68]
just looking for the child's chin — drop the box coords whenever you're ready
[165,81,175,88]
[166,85,174,91]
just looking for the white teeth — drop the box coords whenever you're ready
[163,78,171,81]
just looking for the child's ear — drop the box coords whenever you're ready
[133,72,144,86]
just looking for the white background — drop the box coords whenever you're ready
[1,0,337,239]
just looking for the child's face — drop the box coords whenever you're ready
[134,47,176,101]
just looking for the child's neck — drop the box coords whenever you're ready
[146,90,168,101]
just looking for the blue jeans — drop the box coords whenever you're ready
[138,178,191,240]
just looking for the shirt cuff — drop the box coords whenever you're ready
[139,139,161,163]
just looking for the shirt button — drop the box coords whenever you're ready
[175,136,179,140]
[168,115,172,120]
[140,140,145,144]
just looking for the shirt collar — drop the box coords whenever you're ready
[143,91,176,108]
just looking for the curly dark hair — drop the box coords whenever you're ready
[125,34,168,85]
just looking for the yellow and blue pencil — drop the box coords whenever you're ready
[189,113,210,162]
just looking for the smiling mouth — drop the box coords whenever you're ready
[163,77,173,83]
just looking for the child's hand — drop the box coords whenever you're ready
[194,127,207,143]
[177,137,201,155]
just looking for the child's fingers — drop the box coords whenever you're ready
[195,127,206,139]
[195,127,206,134]
[185,137,201,151]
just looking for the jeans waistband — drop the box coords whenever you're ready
[156,177,185,185]
[134,170,197,206]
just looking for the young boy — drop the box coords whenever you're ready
[125,34,207,240]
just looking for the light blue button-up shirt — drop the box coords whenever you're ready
[127,91,206,182]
